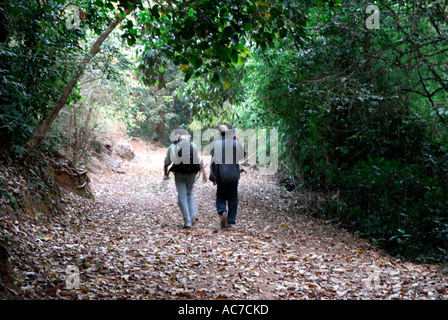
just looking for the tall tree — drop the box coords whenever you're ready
[25,6,134,151]
[15,0,307,152]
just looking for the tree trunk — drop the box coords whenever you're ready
[25,9,132,152]
[72,105,79,164]
[80,105,94,150]
[160,110,164,142]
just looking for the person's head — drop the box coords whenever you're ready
[178,134,190,143]
[218,124,228,137]
[170,127,189,142]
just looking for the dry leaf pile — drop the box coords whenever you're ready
[1,140,447,300]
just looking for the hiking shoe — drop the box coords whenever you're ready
[183,225,192,230]
[227,222,236,229]
[220,211,228,229]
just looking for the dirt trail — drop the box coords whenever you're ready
[84,139,448,300]
[3,138,448,299]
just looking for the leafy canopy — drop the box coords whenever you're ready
[133,0,307,86]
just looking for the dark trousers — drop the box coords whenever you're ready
[216,181,239,224]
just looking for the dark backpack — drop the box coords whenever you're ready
[170,143,201,174]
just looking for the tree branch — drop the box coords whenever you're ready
[25,9,132,152]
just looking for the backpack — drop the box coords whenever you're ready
[170,142,201,174]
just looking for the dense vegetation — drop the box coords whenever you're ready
[226,0,448,262]
[1,0,447,262]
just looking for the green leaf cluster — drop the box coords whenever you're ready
[228,0,448,262]
[0,0,119,150]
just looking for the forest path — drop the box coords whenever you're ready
[6,139,447,300]
[81,139,448,300]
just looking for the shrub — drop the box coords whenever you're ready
[322,157,448,262]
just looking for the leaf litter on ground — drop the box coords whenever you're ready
[1,139,447,300]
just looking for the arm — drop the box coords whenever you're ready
[163,145,173,179]
[163,163,170,179]
[208,146,217,184]
[191,142,207,183]
[209,162,218,185]
[200,161,207,183]
[234,139,246,162]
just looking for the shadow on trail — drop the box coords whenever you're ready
[4,140,445,300]
[85,146,448,300]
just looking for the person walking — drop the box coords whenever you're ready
[164,131,206,229]
[209,125,246,229]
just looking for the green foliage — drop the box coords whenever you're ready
[0,0,119,150]
[136,0,306,91]
[1,0,303,152]
[228,0,448,262]
[2,0,447,263]
[131,59,191,145]
[1,1,75,147]
[324,157,448,262]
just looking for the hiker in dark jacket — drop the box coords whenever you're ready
[209,125,246,229]
[164,133,206,229]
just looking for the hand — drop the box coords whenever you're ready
[213,181,217,186]
[202,175,207,183]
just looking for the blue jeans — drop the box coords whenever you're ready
[174,172,198,227]
[216,181,239,224]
